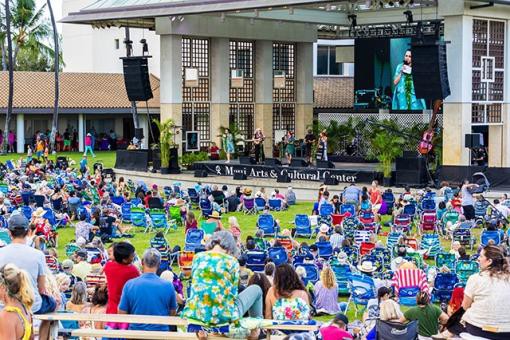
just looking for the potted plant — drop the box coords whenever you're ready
[369,130,404,186]
[152,118,176,174]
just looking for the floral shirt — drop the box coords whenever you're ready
[182,251,240,326]
[273,297,311,321]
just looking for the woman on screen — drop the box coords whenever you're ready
[392,50,426,110]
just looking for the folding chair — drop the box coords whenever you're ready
[347,274,376,316]
[295,263,319,286]
[268,198,283,211]
[245,250,267,272]
[243,198,257,214]
[315,241,333,260]
[257,214,277,237]
[294,214,313,238]
[267,246,288,265]
[200,221,217,235]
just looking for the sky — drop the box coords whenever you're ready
[36,0,63,28]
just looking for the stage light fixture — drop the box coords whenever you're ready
[220,12,226,22]
[399,0,405,5]
[170,16,176,22]
[140,38,148,55]
[348,14,357,28]
[178,16,184,22]
[404,10,413,24]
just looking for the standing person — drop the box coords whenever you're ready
[109,129,117,150]
[316,130,328,161]
[84,133,96,157]
[304,129,316,166]
[461,179,479,221]
[253,128,265,164]
[368,180,382,221]
[35,136,45,159]
[223,128,235,164]
[459,245,510,339]
[8,130,15,153]
[0,264,34,340]
[119,249,177,331]
[0,214,56,339]
[392,49,426,110]
[63,129,71,152]
[103,242,140,332]
[284,130,296,164]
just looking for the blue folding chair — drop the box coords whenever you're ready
[0,229,11,246]
[267,246,288,265]
[148,209,170,234]
[199,199,213,218]
[268,198,283,211]
[255,197,266,212]
[347,274,376,315]
[245,250,267,272]
[481,229,501,246]
[398,286,421,306]
[296,263,319,286]
[21,206,33,220]
[184,229,205,252]
[456,260,479,285]
[121,202,132,223]
[319,203,334,216]
[130,207,148,228]
[187,188,200,205]
[257,214,277,237]
[330,259,352,295]
[294,214,312,238]
[432,273,459,302]
[435,253,457,272]
[111,195,125,206]
[340,204,356,216]
[420,199,436,212]
[315,241,333,260]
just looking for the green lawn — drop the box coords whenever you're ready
[0,151,117,169]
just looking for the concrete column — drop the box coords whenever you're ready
[442,15,473,166]
[210,37,230,147]
[160,34,183,153]
[488,125,503,167]
[16,114,24,153]
[502,20,510,166]
[255,40,273,156]
[295,42,314,140]
[78,113,84,152]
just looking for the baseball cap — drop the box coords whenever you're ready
[8,214,29,231]
[62,259,74,270]
[76,249,88,259]
[334,313,349,325]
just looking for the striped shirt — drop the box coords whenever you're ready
[391,268,429,296]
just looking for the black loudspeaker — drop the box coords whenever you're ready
[122,57,153,102]
[403,151,417,158]
[290,158,308,167]
[194,170,208,178]
[265,158,282,166]
[412,39,451,100]
[277,173,291,183]
[168,147,180,174]
[135,128,144,140]
[317,160,335,169]
[324,176,339,185]
[233,173,247,180]
[395,157,427,186]
[239,156,256,165]
[465,133,484,148]
[115,150,148,172]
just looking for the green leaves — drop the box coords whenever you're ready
[152,118,176,168]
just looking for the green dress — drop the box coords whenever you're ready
[392,63,426,110]
[285,135,296,156]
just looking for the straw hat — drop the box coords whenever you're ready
[337,252,349,265]
[357,261,376,273]
[319,224,330,234]
[33,207,46,218]
[244,187,253,195]
[210,211,221,219]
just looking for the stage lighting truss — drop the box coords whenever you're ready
[319,20,443,39]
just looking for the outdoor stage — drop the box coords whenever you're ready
[192,159,384,184]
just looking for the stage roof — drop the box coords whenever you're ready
[61,0,440,35]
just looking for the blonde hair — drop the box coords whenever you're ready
[320,265,337,289]
[45,272,61,300]
[228,216,240,228]
[0,264,34,310]
[55,273,71,291]
[379,299,403,321]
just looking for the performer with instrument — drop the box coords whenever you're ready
[304,129,316,165]
[418,99,442,156]
[253,128,265,164]
[284,130,296,164]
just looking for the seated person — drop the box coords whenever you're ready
[210,185,225,206]
[286,187,297,206]
[225,190,241,212]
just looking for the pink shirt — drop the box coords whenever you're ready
[320,325,353,340]
[8,132,15,143]
[85,136,92,146]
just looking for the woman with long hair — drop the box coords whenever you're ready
[0,264,34,340]
[460,245,510,339]
[265,264,311,320]
[314,264,340,315]
[247,272,272,312]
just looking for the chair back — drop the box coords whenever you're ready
[267,246,287,265]
[340,204,356,216]
[315,241,333,259]
[200,221,217,235]
[376,320,418,340]
[245,250,267,272]
[268,198,282,211]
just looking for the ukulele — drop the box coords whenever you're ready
[418,99,442,155]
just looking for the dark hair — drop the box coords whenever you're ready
[323,191,330,198]
[416,291,430,306]
[248,272,272,311]
[494,199,500,205]
[113,242,135,263]
[238,257,246,266]
[458,247,467,258]
[361,194,369,201]
[438,201,446,210]
[274,264,305,299]
[264,262,275,277]
[91,285,108,306]
[397,245,407,257]
[10,228,28,238]
[482,245,510,278]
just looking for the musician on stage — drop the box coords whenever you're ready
[253,128,265,164]
[316,130,328,161]
[392,49,426,110]
[304,129,316,165]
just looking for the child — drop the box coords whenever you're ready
[26,145,33,162]
[80,156,88,176]
[103,242,139,331]
[209,142,220,160]
[44,144,49,162]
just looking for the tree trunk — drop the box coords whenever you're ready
[4,0,13,153]
[47,0,59,152]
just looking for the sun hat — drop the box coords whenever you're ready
[210,211,221,219]
[244,187,252,195]
[337,252,349,264]
[33,207,46,218]
[357,261,376,273]
[319,224,329,233]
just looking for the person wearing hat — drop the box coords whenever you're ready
[320,313,353,340]
[72,249,93,281]
[316,223,330,242]
[84,132,96,157]
[205,210,224,231]
[0,214,57,332]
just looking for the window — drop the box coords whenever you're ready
[114,39,120,50]
[316,45,342,76]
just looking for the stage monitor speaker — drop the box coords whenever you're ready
[290,158,308,168]
[317,160,335,169]
[265,158,282,166]
[233,173,247,180]
[395,156,427,186]
[122,57,154,102]
[277,173,291,183]
[115,150,148,172]
[239,156,256,165]
[324,176,339,185]
[194,170,208,178]
[412,39,451,100]
[465,133,484,148]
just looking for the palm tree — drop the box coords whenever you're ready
[4,0,14,153]
[47,0,58,151]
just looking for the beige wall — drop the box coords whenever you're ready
[254,104,273,156]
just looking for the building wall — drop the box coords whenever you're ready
[62,0,161,77]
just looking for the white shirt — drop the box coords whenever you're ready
[462,271,510,332]
[494,203,510,218]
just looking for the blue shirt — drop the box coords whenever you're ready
[80,159,87,170]
[343,186,361,203]
[118,273,177,331]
